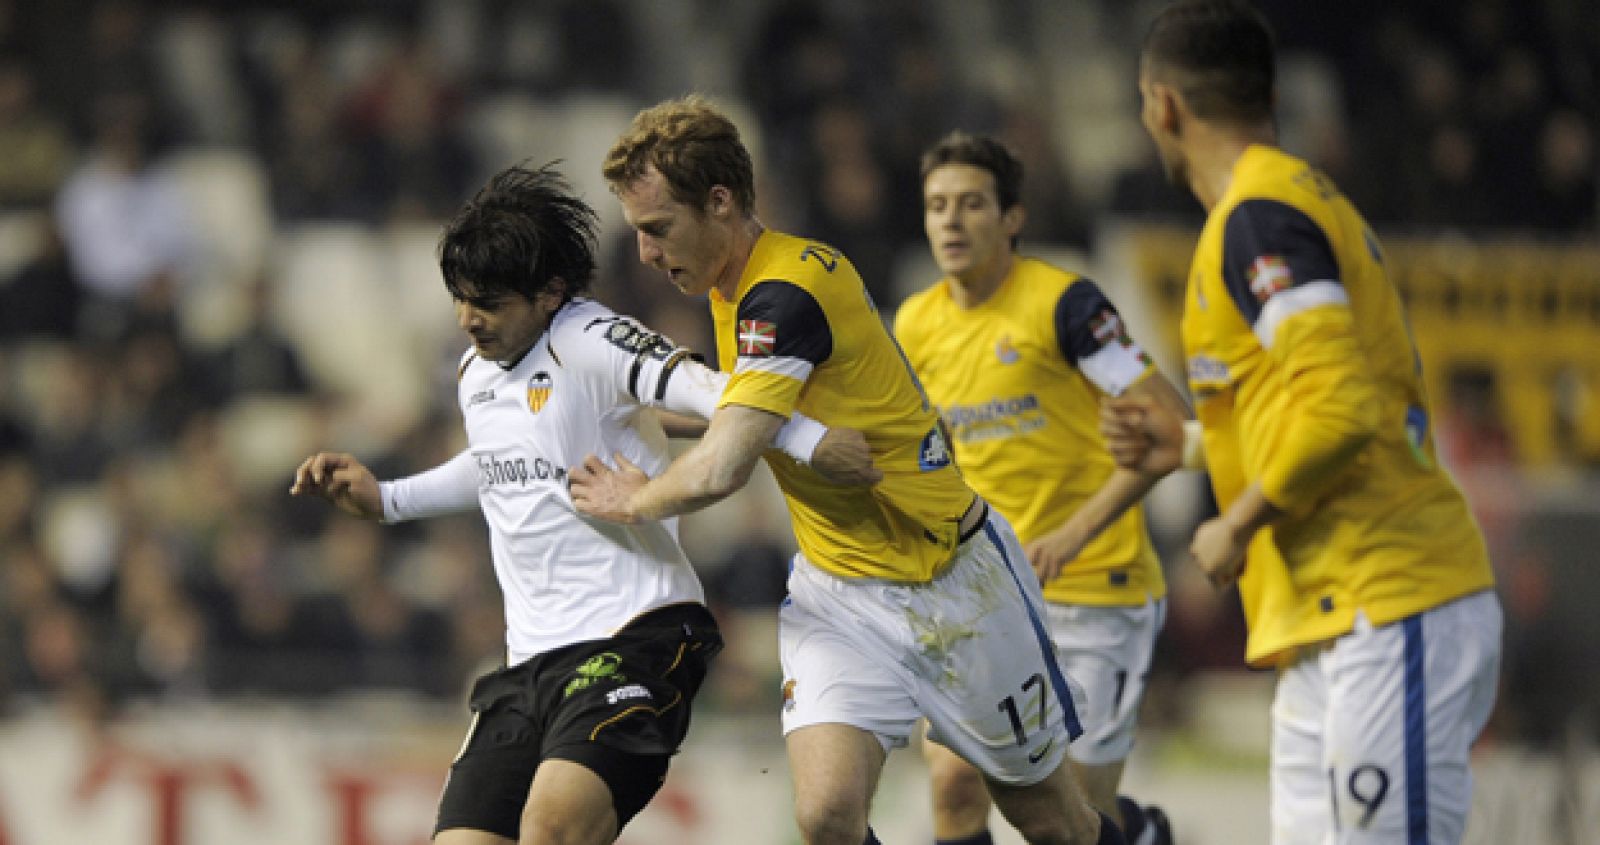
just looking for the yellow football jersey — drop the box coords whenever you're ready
[712,230,975,581]
[1184,145,1494,667]
[895,257,1165,606]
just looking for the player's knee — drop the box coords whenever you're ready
[518,806,611,845]
[793,793,870,845]
[929,757,990,815]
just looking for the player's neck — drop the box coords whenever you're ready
[1187,123,1276,211]
[713,216,765,300]
[949,252,1015,309]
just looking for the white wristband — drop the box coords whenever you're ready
[1181,420,1206,470]
[775,414,827,464]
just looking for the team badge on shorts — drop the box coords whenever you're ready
[527,371,554,413]
[781,678,797,712]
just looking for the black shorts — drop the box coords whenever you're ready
[434,602,723,839]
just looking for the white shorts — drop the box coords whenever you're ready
[1044,596,1166,766]
[1270,590,1502,844]
[778,510,1080,786]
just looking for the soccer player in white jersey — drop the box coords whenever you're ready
[291,163,876,845]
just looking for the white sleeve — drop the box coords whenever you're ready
[378,450,480,523]
[659,355,826,464]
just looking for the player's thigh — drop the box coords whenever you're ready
[519,758,619,845]
[786,722,888,827]
[1271,643,1333,844]
[1046,598,1164,767]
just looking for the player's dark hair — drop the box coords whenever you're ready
[1142,0,1276,125]
[602,95,757,214]
[919,131,1024,212]
[438,162,597,305]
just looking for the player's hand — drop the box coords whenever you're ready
[1100,396,1184,476]
[1189,515,1248,590]
[810,427,883,486]
[1025,526,1087,584]
[290,451,383,520]
[569,453,648,524]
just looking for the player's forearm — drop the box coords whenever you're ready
[1057,467,1160,550]
[1220,482,1284,539]
[379,449,481,522]
[626,405,779,521]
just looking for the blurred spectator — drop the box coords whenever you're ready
[55,90,197,341]
[798,97,899,304]
[0,59,72,209]
[1530,109,1596,232]
[0,219,84,342]
[260,41,373,220]
[345,35,474,223]
[203,275,312,401]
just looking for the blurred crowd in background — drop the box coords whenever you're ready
[0,0,1595,754]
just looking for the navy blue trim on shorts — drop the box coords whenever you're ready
[983,520,1084,740]
[1402,615,1428,844]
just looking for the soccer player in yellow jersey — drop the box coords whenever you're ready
[572,96,1128,845]
[1104,2,1502,842]
[897,131,1186,845]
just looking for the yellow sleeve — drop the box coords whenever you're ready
[1258,306,1380,510]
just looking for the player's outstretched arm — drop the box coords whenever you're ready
[571,404,784,524]
[290,451,382,520]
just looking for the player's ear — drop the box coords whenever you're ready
[539,277,567,308]
[1001,204,1026,238]
[706,184,733,219]
[1152,82,1183,136]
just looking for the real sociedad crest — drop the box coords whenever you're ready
[527,371,554,413]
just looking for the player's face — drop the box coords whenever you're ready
[616,165,735,299]
[923,163,1020,284]
[1139,64,1188,188]
[454,287,559,363]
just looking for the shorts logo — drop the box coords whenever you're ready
[1248,255,1293,303]
[781,679,797,713]
[738,320,776,356]
[605,683,652,705]
[995,334,1019,364]
[564,652,625,699]
[528,371,554,413]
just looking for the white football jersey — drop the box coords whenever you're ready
[390,298,711,665]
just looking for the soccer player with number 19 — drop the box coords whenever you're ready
[1103,2,1502,842]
